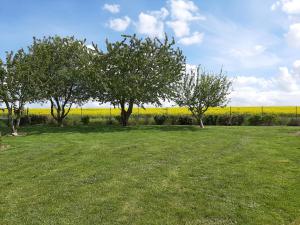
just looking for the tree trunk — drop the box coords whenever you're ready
[50,98,64,127]
[199,119,204,128]
[4,102,19,136]
[57,117,64,127]
[120,100,134,126]
[197,114,205,128]
[11,123,18,136]
[15,112,21,129]
[120,108,128,126]
[8,111,18,136]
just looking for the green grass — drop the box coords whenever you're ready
[0,125,300,225]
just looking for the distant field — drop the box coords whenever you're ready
[10,106,300,117]
[0,126,299,225]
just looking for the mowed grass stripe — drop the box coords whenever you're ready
[0,126,299,225]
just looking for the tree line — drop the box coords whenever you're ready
[0,34,231,135]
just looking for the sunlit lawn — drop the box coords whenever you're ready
[0,125,299,225]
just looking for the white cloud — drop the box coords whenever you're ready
[293,60,300,72]
[108,16,131,32]
[136,8,169,38]
[229,45,266,58]
[271,1,281,11]
[166,0,205,38]
[149,7,169,19]
[103,4,120,14]
[178,32,204,45]
[168,0,205,22]
[286,23,300,47]
[105,0,205,44]
[166,20,190,37]
[271,0,300,14]
[229,61,300,105]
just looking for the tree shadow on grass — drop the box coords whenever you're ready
[0,124,204,136]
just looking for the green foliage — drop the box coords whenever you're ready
[20,115,48,126]
[178,116,193,125]
[0,49,35,134]
[203,115,218,125]
[81,116,90,125]
[176,66,232,128]
[216,114,245,126]
[154,115,168,125]
[19,116,31,126]
[114,115,122,125]
[287,118,300,126]
[247,115,262,126]
[91,34,185,126]
[29,36,91,126]
[248,114,279,126]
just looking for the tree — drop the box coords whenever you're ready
[176,66,232,128]
[91,34,185,126]
[29,36,91,126]
[0,50,35,135]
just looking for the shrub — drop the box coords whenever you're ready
[81,116,90,125]
[261,114,278,126]
[106,119,114,125]
[217,115,232,126]
[248,115,262,126]
[248,114,278,126]
[154,115,168,125]
[20,116,31,126]
[287,118,300,126]
[20,115,48,126]
[168,116,178,125]
[203,115,218,125]
[47,117,57,126]
[30,115,48,125]
[139,115,153,125]
[114,115,122,124]
[231,114,245,126]
[178,116,193,125]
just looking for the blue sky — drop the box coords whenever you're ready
[1,0,300,106]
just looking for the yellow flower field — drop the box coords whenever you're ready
[8,106,298,117]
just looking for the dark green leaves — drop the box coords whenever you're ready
[29,36,92,124]
[92,34,185,107]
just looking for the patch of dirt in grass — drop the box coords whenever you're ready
[186,218,237,225]
[275,159,290,163]
[289,218,300,225]
[0,144,10,152]
[290,131,300,136]
[7,132,27,137]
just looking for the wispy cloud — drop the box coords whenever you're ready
[178,32,204,45]
[230,61,300,105]
[103,3,120,14]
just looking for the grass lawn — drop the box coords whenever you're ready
[0,125,299,225]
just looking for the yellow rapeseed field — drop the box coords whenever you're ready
[6,106,298,117]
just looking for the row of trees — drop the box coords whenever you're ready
[0,34,231,135]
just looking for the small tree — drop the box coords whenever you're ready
[91,34,185,126]
[0,50,35,135]
[176,66,232,128]
[29,36,91,126]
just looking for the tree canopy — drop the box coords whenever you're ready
[176,66,232,128]
[91,34,185,126]
[0,49,35,135]
[29,36,91,126]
